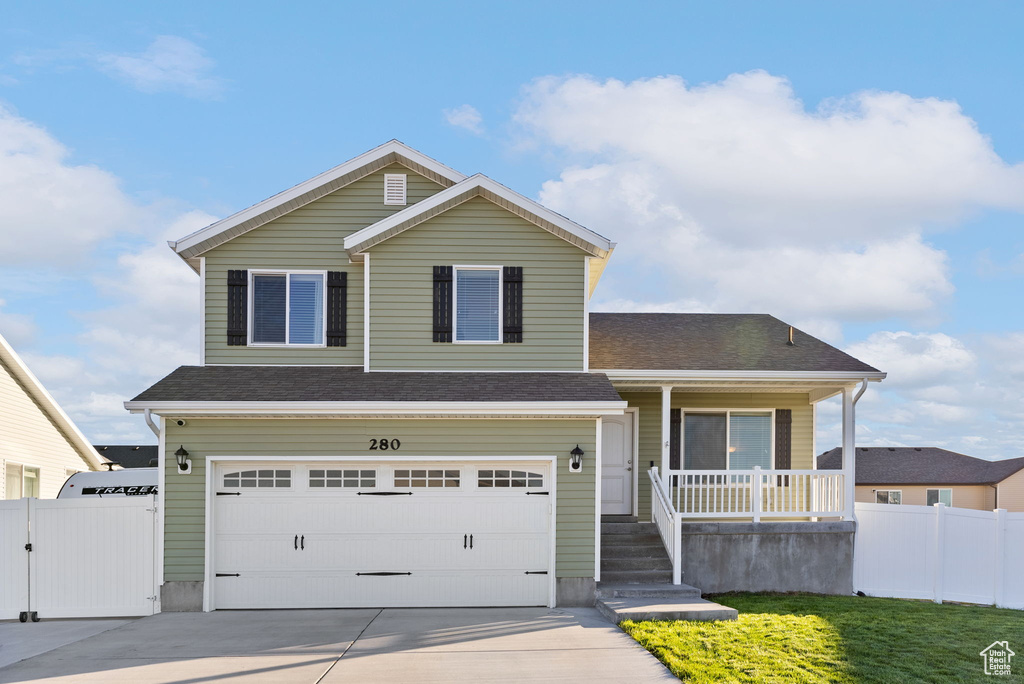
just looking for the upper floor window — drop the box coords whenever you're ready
[454,266,501,343]
[251,271,325,346]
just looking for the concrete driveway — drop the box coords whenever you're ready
[0,608,677,683]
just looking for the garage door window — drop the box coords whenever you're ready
[310,469,376,488]
[394,469,460,488]
[223,469,292,488]
[478,469,544,488]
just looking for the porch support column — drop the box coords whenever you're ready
[661,385,672,495]
[841,386,856,520]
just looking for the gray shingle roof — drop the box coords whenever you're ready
[130,366,623,403]
[817,447,1024,485]
[94,445,158,469]
[589,313,880,373]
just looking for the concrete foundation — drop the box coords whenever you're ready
[678,521,855,595]
[160,581,204,612]
[556,577,596,606]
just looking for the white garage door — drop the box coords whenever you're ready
[211,461,552,609]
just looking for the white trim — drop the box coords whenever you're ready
[363,253,370,371]
[343,174,615,256]
[452,265,503,345]
[198,257,206,366]
[203,454,558,611]
[594,416,602,583]
[247,270,328,348]
[583,258,590,372]
[660,386,671,479]
[173,141,466,255]
[599,369,887,382]
[156,417,166,611]
[126,400,628,417]
[0,333,105,470]
[203,364,366,367]
[367,368,586,373]
[676,408,776,471]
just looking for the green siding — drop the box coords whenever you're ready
[620,391,814,522]
[367,196,588,370]
[163,418,597,582]
[203,165,445,365]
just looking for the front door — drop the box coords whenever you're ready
[601,413,634,515]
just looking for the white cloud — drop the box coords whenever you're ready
[97,36,222,98]
[515,72,1024,324]
[0,106,143,266]
[443,104,484,134]
[0,299,37,347]
[846,331,976,388]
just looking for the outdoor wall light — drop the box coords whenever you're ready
[175,445,192,474]
[569,444,584,473]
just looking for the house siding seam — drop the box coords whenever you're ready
[162,418,597,582]
[367,196,588,371]
[619,391,814,522]
[203,164,445,365]
[0,359,93,499]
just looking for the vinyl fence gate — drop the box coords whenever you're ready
[1,496,158,621]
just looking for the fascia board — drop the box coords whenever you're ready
[171,140,467,255]
[596,369,886,382]
[124,400,628,417]
[344,174,616,256]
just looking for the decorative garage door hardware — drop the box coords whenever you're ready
[524,571,548,575]
[357,491,413,496]
[463,534,474,549]
[294,534,304,550]
[525,491,549,495]
[216,573,240,577]
[356,572,412,576]
[216,492,241,496]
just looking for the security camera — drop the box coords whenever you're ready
[175,419,187,427]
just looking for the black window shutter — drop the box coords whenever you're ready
[775,408,792,485]
[326,271,347,347]
[669,408,681,471]
[433,266,453,343]
[503,266,523,343]
[227,270,248,346]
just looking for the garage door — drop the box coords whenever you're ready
[211,461,552,609]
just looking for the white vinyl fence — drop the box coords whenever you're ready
[854,502,1024,609]
[0,496,158,620]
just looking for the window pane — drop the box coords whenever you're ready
[253,275,286,343]
[926,489,938,506]
[729,413,771,470]
[684,414,727,470]
[940,489,952,506]
[891,491,901,504]
[6,463,22,499]
[876,491,889,504]
[456,269,499,342]
[288,274,324,344]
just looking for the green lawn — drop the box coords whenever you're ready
[621,593,1024,683]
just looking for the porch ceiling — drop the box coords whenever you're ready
[610,380,856,402]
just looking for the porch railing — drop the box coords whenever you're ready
[669,467,845,520]
[648,467,682,584]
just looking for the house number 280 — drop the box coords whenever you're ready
[369,438,401,451]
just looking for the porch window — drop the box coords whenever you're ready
[875,489,902,504]
[682,410,772,470]
[926,488,952,507]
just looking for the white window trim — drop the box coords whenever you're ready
[452,265,503,345]
[247,270,327,348]
[875,489,903,504]
[926,487,953,506]
[4,460,41,499]
[383,173,407,206]
[679,408,776,471]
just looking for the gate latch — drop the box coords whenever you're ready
[24,543,31,552]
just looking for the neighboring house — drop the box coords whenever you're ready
[94,445,159,468]
[818,446,1024,512]
[125,140,885,612]
[0,333,104,498]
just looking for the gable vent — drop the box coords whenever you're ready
[384,174,407,205]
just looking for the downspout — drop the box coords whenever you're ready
[144,408,160,438]
[853,378,868,405]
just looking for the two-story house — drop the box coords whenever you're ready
[127,141,884,612]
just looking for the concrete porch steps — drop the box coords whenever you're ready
[596,582,701,599]
[597,597,738,623]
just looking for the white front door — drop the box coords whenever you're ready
[601,413,634,515]
[211,461,552,609]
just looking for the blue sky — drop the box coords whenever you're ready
[1,2,1023,455]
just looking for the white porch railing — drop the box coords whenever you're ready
[648,467,682,584]
[669,467,845,520]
